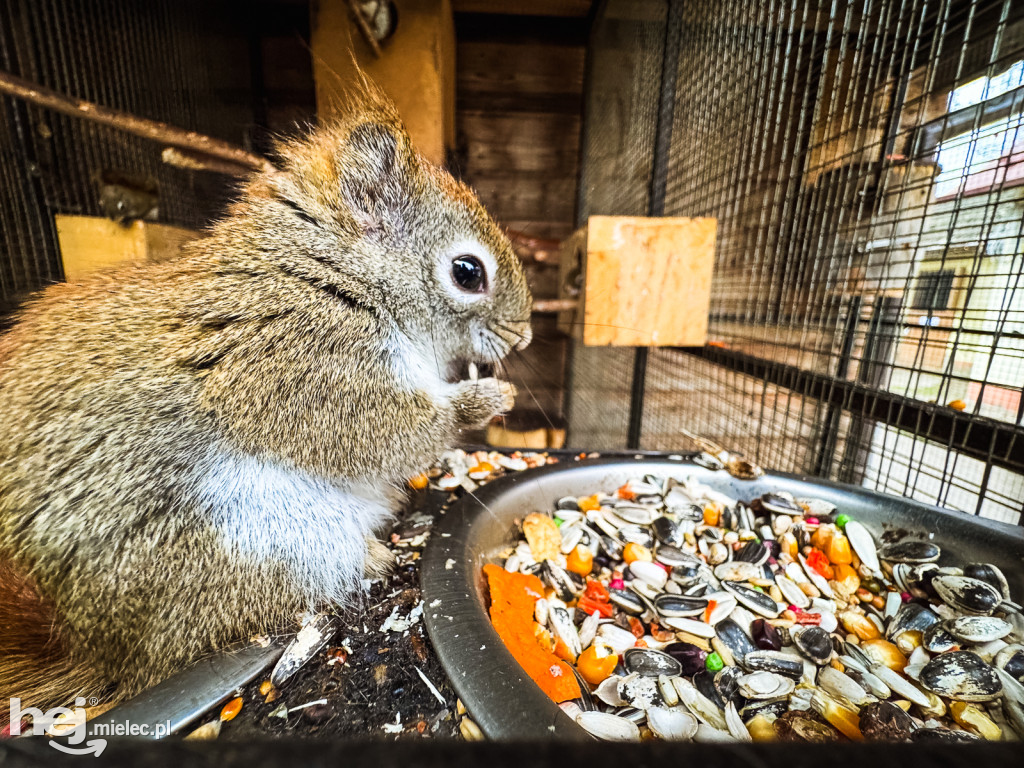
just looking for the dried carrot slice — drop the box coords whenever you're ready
[483,564,581,703]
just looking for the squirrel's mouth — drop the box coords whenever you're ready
[444,358,495,384]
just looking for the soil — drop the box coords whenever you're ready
[214,487,462,741]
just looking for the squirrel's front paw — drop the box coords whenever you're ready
[453,377,517,427]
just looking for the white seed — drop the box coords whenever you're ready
[629,560,668,590]
[775,574,810,609]
[884,591,902,619]
[693,723,736,743]
[817,611,839,633]
[460,717,485,741]
[578,612,602,649]
[646,706,698,741]
[598,624,640,654]
[724,702,752,742]
[594,676,626,707]
[844,521,880,573]
[817,666,872,708]
[575,711,641,742]
[661,616,716,638]
[657,674,680,707]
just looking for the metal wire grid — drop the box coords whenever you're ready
[567,0,666,449]
[571,0,1024,523]
[0,0,254,305]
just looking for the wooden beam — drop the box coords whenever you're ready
[458,90,582,114]
[457,42,585,94]
[454,12,589,44]
[470,177,576,221]
[462,143,580,175]
[452,0,592,17]
[457,113,579,151]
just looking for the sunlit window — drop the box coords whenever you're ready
[933,62,1024,200]
[948,61,1024,110]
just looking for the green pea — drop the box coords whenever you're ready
[835,513,851,529]
[705,652,724,671]
[554,516,565,527]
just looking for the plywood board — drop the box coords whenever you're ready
[581,216,716,347]
[457,42,585,95]
[56,215,197,281]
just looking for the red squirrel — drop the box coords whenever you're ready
[0,86,532,715]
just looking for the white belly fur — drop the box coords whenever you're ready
[202,450,394,604]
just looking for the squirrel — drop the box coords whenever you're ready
[0,85,532,716]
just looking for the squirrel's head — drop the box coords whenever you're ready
[247,91,532,377]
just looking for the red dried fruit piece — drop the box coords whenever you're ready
[577,595,614,618]
[584,579,610,602]
[616,483,637,501]
[805,549,834,580]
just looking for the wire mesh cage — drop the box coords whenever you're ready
[0,0,258,310]
[571,0,1024,524]
[569,0,667,448]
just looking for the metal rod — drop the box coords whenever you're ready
[813,294,863,477]
[689,345,1024,477]
[0,69,273,175]
[626,0,684,451]
[626,346,650,450]
[841,295,902,484]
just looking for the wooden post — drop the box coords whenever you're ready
[312,0,455,167]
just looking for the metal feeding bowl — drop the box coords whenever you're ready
[421,455,1024,741]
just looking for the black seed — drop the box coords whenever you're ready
[878,540,941,564]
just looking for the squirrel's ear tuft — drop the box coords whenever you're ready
[338,121,411,234]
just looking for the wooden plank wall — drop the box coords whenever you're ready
[454,13,588,422]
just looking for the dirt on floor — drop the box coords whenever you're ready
[209,488,462,741]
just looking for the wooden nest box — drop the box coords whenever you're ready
[557,216,716,347]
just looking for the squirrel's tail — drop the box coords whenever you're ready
[0,560,106,729]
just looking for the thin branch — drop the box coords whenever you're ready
[533,299,579,313]
[160,147,258,177]
[0,69,273,176]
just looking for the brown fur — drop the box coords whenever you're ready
[0,561,105,726]
[0,83,532,712]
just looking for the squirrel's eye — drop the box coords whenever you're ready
[451,255,486,293]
